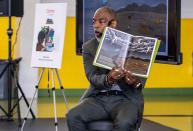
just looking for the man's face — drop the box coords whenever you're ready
[93,10,114,39]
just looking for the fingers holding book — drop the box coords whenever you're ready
[125,70,141,88]
[107,65,142,88]
[107,65,126,85]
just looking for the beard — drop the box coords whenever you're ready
[96,36,101,42]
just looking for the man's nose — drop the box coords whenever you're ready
[94,21,100,29]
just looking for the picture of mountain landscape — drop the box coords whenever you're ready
[83,0,168,56]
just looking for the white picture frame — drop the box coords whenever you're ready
[31,3,67,69]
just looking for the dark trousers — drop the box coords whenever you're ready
[66,94,139,131]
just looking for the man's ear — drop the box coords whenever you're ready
[110,20,117,28]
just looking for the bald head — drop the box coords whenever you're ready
[95,6,117,21]
[93,7,117,39]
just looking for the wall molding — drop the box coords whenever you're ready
[38,88,193,97]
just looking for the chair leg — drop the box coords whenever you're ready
[136,127,140,131]
[136,123,140,131]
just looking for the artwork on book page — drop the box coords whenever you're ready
[93,27,160,78]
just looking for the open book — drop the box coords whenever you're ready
[93,27,160,78]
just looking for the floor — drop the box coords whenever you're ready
[0,118,180,131]
[0,95,193,131]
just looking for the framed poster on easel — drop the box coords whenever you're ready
[31,3,67,69]
[23,3,69,131]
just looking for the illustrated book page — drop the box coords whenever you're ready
[93,27,160,78]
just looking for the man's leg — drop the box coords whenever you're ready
[110,101,139,131]
[66,97,109,131]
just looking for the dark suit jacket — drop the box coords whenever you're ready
[81,38,147,126]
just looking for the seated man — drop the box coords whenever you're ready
[66,6,147,131]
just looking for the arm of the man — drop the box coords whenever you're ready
[82,42,111,90]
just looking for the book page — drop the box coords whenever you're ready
[94,27,133,70]
[124,36,157,77]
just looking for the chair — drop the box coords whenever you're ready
[87,120,140,131]
[87,120,113,131]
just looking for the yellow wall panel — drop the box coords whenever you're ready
[146,19,193,88]
[38,17,89,89]
[0,17,16,59]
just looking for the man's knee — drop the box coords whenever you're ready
[66,108,81,122]
[115,110,138,131]
[117,116,137,128]
[66,108,87,131]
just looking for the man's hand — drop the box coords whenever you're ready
[107,65,126,85]
[125,71,141,88]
